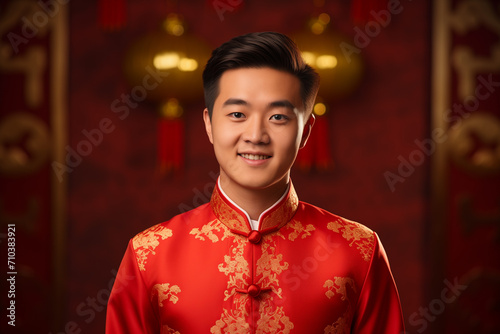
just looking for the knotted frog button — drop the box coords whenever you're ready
[248,230,262,244]
[235,284,271,297]
[247,284,261,297]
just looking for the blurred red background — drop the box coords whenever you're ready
[1,0,499,333]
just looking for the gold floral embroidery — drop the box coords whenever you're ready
[324,312,350,334]
[218,234,249,301]
[255,237,294,332]
[190,212,247,298]
[278,220,315,241]
[132,224,173,271]
[256,239,289,297]
[323,277,356,301]
[256,295,294,333]
[207,231,294,332]
[161,325,180,334]
[152,283,181,307]
[323,278,356,333]
[327,218,375,262]
[191,218,251,332]
[189,219,231,242]
[210,298,251,334]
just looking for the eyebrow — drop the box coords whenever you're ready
[269,100,295,110]
[222,98,248,107]
[222,98,296,110]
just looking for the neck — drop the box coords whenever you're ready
[218,173,289,220]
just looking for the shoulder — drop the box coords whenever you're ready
[129,203,212,272]
[297,201,374,233]
[296,201,376,262]
[131,222,173,251]
[131,203,212,250]
[297,202,374,234]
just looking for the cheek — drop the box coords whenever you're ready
[276,142,299,171]
[214,126,236,147]
[212,124,240,155]
[276,125,301,146]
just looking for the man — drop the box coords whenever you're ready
[106,31,404,333]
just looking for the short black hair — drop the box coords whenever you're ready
[202,31,320,118]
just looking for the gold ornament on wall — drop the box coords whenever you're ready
[0,112,51,176]
[448,112,500,175]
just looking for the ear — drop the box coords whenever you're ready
[299,114,315,149]
[203,108,214,144]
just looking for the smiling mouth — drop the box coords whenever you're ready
[239,153,272,160]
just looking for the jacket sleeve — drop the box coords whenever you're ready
[351,233,405,333]
[106,240,159,334]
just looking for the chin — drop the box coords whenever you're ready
[237,179,271,190]
[237,174,288,190]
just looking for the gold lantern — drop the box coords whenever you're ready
[293,14,365,170]
[124,14,210,103]
[293,13,364,101]
[123,14,211,172]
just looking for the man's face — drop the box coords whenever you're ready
[204,67,313,192]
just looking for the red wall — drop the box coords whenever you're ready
[66,0,430,332]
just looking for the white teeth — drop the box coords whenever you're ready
[240,154,270,160]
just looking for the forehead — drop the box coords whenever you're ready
[215,67,303,108]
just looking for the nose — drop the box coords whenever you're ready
[242,116,270,145]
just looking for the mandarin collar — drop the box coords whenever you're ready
[210,180,299,238]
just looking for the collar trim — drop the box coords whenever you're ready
[210,181,299,237]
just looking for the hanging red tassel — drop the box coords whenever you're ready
[158,118,184,173]
[295,114,332,171]
[207,0,245,21]
[350,0,365,24]
[296,133,314,170]
[351,0,386,24]
[313,115,331,168]
[98,0,126,30]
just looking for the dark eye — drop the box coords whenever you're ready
[230,112,244,119]
[271,114,288,121]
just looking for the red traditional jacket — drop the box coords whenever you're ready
[106,182,404,333]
